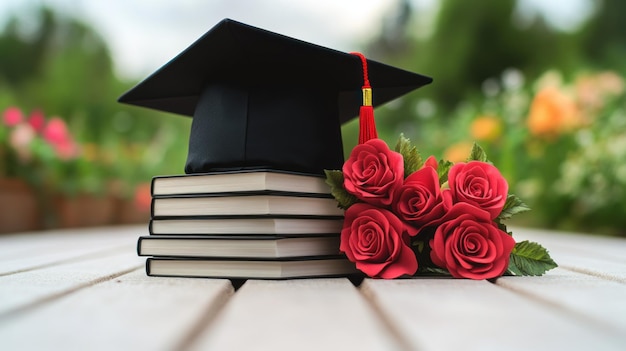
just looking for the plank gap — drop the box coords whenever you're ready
[359,281,417,351]
[0,245,133,277]
[560,265,626,284]
[492,277,625,336]
[175,280,235,351]
[0,265,142,321]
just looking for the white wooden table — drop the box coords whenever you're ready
[1,225,625,350]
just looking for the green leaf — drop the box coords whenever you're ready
[412,240,426,253]
[467,142,489,162]
[418,266,451,276]
[498,194,531,221]
[507,241,558,276]
[394,134,423,177]
[324,170,358,210]
[437,159,453,185]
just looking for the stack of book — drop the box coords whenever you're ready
[137,170,358,279]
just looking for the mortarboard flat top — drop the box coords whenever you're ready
[119,18,432,175]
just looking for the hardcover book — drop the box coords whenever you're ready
[149,217,344,235]
[146,257,359,279]
[151,195,344,218]
[137,235,341,258]
[152,170,332,196]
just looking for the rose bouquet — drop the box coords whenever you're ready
[325,135,557,280]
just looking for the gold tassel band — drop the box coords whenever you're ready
[362,87,372,106]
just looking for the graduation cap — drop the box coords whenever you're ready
[118,18,432,175]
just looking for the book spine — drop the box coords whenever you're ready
[150,198,156,219]
[145,259,153,276]
[150,176,158,197]
[136,237,144,256]
[148,219,155,235]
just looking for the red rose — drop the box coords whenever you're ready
[343,138,403,207]
[424,155,438,170]
[429,202,515,279]
[393,167,445,235]
[447,161,508,219]
[340,203,418,278]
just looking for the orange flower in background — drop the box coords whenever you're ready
[470,115,502,142]
[527,86,580,138]
[82,143,99,162]
[443,141,473,163]
[134,183,152,212]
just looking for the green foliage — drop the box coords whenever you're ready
[437,159,453,186]
[467,143,489,163]
[394,134,423,177]
[507,241,558,276]
[418,266,451,276]
[498,194,531,221]
[0,5,191,197]
[324,170,357,210]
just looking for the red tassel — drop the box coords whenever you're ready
[359,105,377,144]
[350,52,377,144]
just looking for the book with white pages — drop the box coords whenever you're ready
[146,257,359,279]
[149,217,344,235]
[151,194,343,218]
[152,169,332,196]
[137,235,341,259]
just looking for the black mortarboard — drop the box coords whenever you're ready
[118,18,432,175]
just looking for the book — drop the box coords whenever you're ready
[151,195,344,218]
[137,235,341,258]
[152,170,331,196]
[149,218,344,235]
[146,257,358,279]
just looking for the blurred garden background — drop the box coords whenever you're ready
[1,0,625,236]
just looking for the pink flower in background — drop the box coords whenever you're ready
[42,117,80,160]
[28,109,46,133]
[3,107,23,126]
[9,123,36,162]
[43,117,71,145]
[53,140,80,160]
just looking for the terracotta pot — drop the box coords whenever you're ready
[115,197,150,224]
[0,178,42,234]
[54,194,116,228]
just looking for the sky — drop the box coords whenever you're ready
[0,0,594,80]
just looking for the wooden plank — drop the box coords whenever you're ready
[361,278,626,351]
[0,269,233,351]
[0,251,143,317]
[512,227,626,262]
[496,267,626,334]
[0,225,142,277]
[0,225,143,261]
[0,244,132,277]
[188,279,404,351]
[513,227,626,282]
[548,253,626,283]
